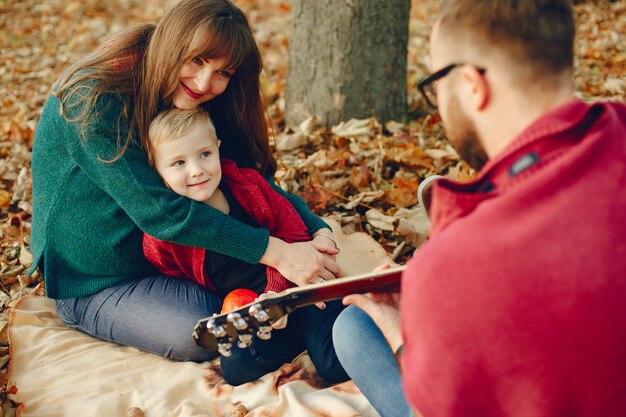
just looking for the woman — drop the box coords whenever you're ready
[30,0,346,385]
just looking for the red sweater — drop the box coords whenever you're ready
[401,100,626,417]
[143,159,311,294]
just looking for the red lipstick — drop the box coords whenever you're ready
[180,82,203,100]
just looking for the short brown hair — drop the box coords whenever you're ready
[439,0,575,75]
[147,108,217,167]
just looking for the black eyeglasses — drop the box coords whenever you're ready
[417,63,487,109]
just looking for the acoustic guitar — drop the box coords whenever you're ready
[192,265,406,356]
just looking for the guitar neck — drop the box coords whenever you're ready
[193,265,406,355]
[263,265,405,314]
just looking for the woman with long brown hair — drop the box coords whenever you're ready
[30,0,346,385]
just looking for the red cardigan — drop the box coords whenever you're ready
[401,100,626,417]
[143,159,311,294]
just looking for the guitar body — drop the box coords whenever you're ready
[192,265,406,356]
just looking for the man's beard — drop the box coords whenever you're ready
[443,94,489,171]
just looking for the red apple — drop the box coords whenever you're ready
[221,288,259,314]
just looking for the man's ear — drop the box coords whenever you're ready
[217,139,221,148]
[461,66,489,111]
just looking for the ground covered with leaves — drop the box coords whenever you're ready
[0,0,624,412]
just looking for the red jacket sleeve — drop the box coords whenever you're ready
[142,233,217,292]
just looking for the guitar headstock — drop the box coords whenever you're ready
[192,297,292,357]
[192,265,406,356]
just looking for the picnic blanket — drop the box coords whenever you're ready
[8,219,394,417]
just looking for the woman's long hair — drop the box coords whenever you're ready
[55,0,276,176]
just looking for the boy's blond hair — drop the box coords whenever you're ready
[147,107,218,167]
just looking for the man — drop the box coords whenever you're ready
[332,1,626,416]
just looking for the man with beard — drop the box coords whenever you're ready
[332,1,626,416]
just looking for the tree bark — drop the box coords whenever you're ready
[285,0,410,128]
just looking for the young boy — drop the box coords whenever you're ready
[143,107,312,296]
[143,108,348,386]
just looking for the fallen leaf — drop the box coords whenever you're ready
[348,164,373,189]
[387,174,420,207]
[19,245,33,268]
[0,190,10,207]
[331,118,373,137]
[276,130,307,151]
[365,209,396,231]
[298,115,318,136]
[604,77,625,95]
[385,120,405,134]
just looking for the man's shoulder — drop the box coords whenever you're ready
[602,100,626,122]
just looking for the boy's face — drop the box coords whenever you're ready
[153,124,222,203]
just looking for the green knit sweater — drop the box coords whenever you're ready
[30,91,328,299]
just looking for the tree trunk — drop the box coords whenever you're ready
[285,0,410,128]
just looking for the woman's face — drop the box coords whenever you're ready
[172,55,235,109]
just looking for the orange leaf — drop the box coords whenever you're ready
[387,175,419,208]
[349,164,372,189]
[301,184,333,212]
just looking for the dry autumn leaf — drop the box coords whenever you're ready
[387,173,420,208]
[365,209,396,231]
[331,118,374,138]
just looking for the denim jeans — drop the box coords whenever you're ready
[56,274,224,362]
[333,305,413,417]
[56,274,348,385]
[221,299,349,386]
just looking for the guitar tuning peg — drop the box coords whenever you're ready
[249,303,269,321]
[256,324,272,340]
[227,312,254,349]
[249,303,273,341]
[227,312,249,331]
[206,319,227,338]
[236,333,253,348]
[208,319,233,357]
[218,342,233,357]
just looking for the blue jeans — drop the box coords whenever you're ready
[56,274,348,385]
[333,305,413,417]
[55,274,222,361]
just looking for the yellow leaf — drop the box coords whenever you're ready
[0,190,11,207]
[19,245,33,268]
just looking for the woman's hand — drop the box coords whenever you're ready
[260,237,341,287]
[312,228,340,256]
